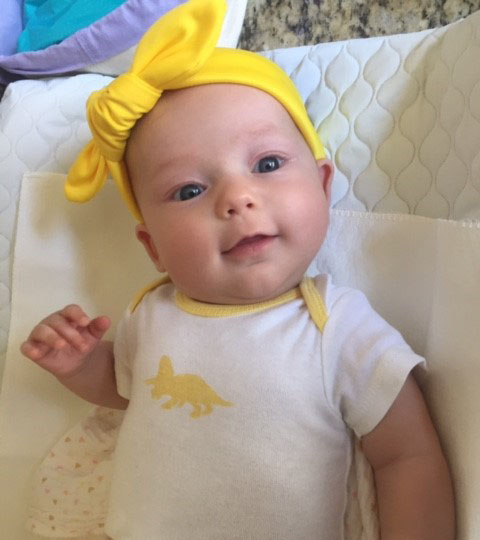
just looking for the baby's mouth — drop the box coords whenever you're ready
[222,234,277,257]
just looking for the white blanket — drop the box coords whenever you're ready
[2,172,479,538]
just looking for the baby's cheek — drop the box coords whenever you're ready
[299,204,329,252]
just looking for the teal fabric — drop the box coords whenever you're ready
[18,0,126,52]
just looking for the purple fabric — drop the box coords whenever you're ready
[0,0,24,55]
[0,0,186,84]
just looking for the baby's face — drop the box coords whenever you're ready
[127,84,333,304]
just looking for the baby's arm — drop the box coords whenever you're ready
[20,305,128,410]
[361,374,455,540]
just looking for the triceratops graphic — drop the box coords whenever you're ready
[146,355,233,418]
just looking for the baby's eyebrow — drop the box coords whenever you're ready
[154,155,188,172]
[150,124,287,175]
[241,124,278,139]
[232,123,285,145]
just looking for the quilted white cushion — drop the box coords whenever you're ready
[264,10,480,220]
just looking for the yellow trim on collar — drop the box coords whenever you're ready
[130,274,171,312]
[129,275,329,331]
[299,277,328,332]
[175,287,302,317]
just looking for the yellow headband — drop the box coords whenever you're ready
[65,0,325,221]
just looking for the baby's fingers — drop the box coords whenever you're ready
[44,310,110,348]
[27,321,69,351]
[59,304,90,327]
[20,306,110,365]
[20,340,52,361]
[36,312,88,352]
[86,316,111,340]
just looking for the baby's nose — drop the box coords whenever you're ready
[215,182,258,218]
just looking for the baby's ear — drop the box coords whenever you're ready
[316,158,334,204]
[135,223,165,273]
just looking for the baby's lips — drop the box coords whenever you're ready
[222,234,279,258]
[222,232,276,254]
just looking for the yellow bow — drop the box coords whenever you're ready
[66,0,225,220]
[66,0,325,222]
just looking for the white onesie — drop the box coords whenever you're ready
[106,274,424,540]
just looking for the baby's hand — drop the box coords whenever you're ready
[20,305,111,379]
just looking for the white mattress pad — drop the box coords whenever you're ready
[263,11,480,220]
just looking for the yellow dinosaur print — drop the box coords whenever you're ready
[145,355,233,418]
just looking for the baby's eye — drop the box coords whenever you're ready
[173,184,205,201]
[254,156,284,173]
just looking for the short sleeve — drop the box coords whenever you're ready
[113,308,134,400]
[321,283,425,438]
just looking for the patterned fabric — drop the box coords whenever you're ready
[26,407,123,537]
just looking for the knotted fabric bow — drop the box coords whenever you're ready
[65,0,326,221]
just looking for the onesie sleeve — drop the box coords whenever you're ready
[320,282,425,438]
[113,308,134,400]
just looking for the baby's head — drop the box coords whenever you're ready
[127,83,332,304]
[66,0,334,304]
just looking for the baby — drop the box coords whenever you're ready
[20,0,455,538]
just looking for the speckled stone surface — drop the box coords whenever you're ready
[239,0,480,50]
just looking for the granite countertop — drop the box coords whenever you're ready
[238,0,480,50]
